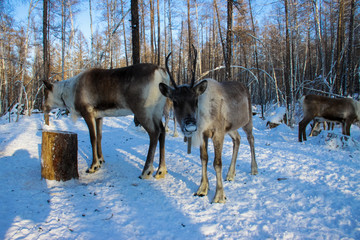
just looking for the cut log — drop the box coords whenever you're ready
[41,130,79,181]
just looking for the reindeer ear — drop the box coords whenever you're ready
[43,80,53,91]
[159,83,173,98]
[193,80,207,97]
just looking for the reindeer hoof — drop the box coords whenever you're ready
[86,163,101,173]
[225,177,234,181]
[194,193,206,197]
[212,196,227,204]
[213,191,226,203]
[195,187,209,197]
[154,168,167,179]
[226,173,235,181]
[99,158,105,165]
[139,168,154,179]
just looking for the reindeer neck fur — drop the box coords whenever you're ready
[52,74,82,121]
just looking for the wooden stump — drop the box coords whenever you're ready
[41,130,79,181]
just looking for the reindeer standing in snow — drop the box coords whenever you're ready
[159,47,258,203]
[299,94,360,142]
[43,64,169,179]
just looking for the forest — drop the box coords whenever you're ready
[0,0,359,124]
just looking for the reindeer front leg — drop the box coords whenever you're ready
[155,121,167,179]
[195,136,209,197]
[212,135,226,203]
[84,114,102,173]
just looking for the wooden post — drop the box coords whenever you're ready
[184,137,192,154]
[41,130,79,181]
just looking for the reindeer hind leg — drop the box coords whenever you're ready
[243,122,258,175]
[84,114,101,173]
[212,133,226,203]
[96,118,105,165]
[226,130,240,181]
[138,117,161,179]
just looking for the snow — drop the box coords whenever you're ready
[1,112,360,239]
[267,106,287,124]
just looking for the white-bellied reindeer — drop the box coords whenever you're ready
[159,47,258,203]
[299,94,360,142]
[43,64,169,179]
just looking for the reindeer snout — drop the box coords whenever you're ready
[183,118,197,135]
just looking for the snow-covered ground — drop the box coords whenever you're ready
[0,112,359,239]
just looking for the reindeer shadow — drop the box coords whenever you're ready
[0,149,51,239]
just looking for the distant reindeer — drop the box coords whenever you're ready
[159,47,258,203]
[43,64,169,179]
[299,94,360,142]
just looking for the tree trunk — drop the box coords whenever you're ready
[225,0,233,81]
[313,0,325,85]
[150,0,155,63]
[131,0,140,64]
[89,0,94,67]
[41,130,79,181]
[120,0,129,66]
[345,0,355,95]
[284,0,291,124]
[16,0,34,122]
[61,0,66,81]
[187,0,192,83]
[335,0,345,94]
[195,1,202,75]
[214,0,225,82]
[43,0,50,125]
[168,0,173,72]
[157,0,160,65]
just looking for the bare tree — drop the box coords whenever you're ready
[120,0,129,66]
[225,0,232,81]
[89,0,94,67]
[131,0,140,64]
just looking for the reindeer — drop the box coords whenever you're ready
[43,64,169,179]
[159,48,258,203]
[298,94,360,142]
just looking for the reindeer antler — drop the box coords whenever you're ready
[165,52,177,88]
[190,45,197,88]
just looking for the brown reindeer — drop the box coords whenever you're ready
[159,47,258,203]
[43,64,169,179]
[299,94,360,142]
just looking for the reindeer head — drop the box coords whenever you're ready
[43,80,66,114]
[159,46,208,137]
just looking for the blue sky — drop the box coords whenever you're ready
[13,0,273,46]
